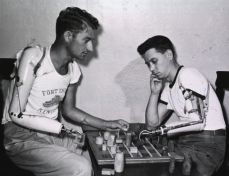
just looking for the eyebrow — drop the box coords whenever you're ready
[145,57,156,63]
[86,35,95,40]
[84,37,94,42]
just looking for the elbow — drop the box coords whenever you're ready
[9,111,20,119]
[189,113,202,121]
[9,111,23,124]
[61,105,74,118]
[146,119,159,130]
[199,119,206,131]
[61,106,70,117]
[61,108,68,117]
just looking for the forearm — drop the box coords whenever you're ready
[145,93,160,129]
[166,89,207,135]
[166,119,205,136]
[63,107,111,130]
[9,112,62,134]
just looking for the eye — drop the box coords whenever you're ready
[151,58,157,64]
[84,39,90,43]
[145,59,157,67]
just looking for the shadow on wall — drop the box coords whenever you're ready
[115,58,150,122]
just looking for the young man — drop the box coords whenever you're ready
[2,7,129,176]
[137,35,226,176]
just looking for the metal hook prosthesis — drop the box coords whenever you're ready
[138,128,162,140]
[61,126,86,148]
[61,126,83,136]
[138,119,204,140]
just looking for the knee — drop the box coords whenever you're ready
[72,157,92,176]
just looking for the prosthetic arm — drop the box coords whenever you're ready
[10,112,63,134]
[166,87,208,135]
[139,91,208,138]
[8,47,79,135]
[140,69,209,138]
[166,69,209,135]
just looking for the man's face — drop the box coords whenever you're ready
[68,26,95,60]
[143,48,171,79]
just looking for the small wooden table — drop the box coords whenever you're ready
[84,123,184,176]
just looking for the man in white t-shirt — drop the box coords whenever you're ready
[137,35,226,176]
[2,7,129,176]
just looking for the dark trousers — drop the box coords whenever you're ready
[174,131,226,176]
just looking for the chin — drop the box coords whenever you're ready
[77,55,86,60]
[73,56,82,61]
[158,75,166,80]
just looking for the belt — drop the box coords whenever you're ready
[201,129,226,136]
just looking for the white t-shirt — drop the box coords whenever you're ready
[161,67,225,130]
[2,46,81,124]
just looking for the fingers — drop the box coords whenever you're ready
[118,119,129,131]
[150,74,161,81]
[150,74,163,84]
[110,119,129,131]
[150,74,163,94]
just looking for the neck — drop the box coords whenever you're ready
[50,42,71,74]
[167,63,180,83]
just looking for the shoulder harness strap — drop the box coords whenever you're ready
[33,47,46,76]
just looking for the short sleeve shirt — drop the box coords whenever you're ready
[160,66,225,130]
[2,46,82,123]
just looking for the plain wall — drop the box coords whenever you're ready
[0,0,229,123]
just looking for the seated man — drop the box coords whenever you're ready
[2,7,129,176]
[137,35,226,176]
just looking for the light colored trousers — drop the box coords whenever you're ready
[3,122,92,176]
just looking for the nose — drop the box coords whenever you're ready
[149,62,155,72]
[86,41,93,52]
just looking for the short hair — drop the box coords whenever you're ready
[137,35,177,61]
[56,7,99,39]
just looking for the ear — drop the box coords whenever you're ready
[165,49,173,60]
[63,31,73,42]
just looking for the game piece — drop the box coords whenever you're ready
[96,136,104,145]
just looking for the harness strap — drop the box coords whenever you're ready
[13,46,46,115]
[33,47,46,76]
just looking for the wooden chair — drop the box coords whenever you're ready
[215,71,229,175]
[0,58,33,176]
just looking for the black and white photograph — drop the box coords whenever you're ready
[0,0,229,176]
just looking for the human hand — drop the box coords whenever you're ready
[150,74,163,94]
[106,119,129,131]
